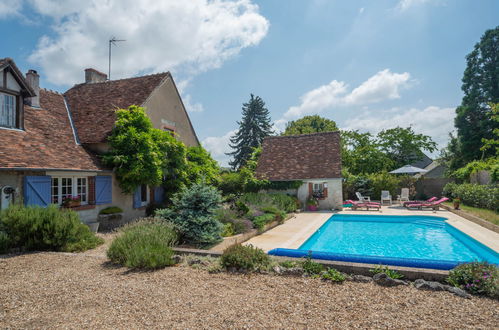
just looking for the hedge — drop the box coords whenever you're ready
[443,183,499,212]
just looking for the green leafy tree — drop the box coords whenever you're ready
[341,130,394,174]
[480,103,499,156]
[282,115,338,136]
[185,146,221,186]
[103,105,188,194]
[227,94,273,169]
[454,26,499,162]
[377,127,437,168]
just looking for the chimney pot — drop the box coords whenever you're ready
[85,68,107,83]
[25,70,40,108]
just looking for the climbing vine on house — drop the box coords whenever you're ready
[102,105,188,194]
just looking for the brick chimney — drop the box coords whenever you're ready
[25,70,40,108]
[84,68,107,83]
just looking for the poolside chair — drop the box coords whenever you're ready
[346,200,381,211]
[355,192,371,202]
[405,197,449,211]
[403,197,437,207]
[397,188,410,204]
[381,190,392,205]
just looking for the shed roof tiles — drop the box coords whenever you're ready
[255,131,342,181]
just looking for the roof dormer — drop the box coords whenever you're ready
[0,58,37,130]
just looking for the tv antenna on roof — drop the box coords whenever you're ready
[108,37,125,80]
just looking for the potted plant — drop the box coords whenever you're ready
[306,197,319,211]
[453,197,461,210]
[61,195,81,208]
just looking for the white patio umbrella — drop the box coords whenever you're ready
[389,164,428,174]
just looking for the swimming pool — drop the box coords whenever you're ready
[268,214,499,270]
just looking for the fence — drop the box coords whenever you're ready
[415,177,454,198]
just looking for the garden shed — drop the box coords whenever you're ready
[256,131,343,210]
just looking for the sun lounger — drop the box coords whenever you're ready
[405,197,449,211]
[355,192,371,202]
[346,199,381,211]
[403,197,437,207]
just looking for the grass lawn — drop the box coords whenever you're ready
[444,202,499,226]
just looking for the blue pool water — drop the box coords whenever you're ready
[269,214,499,270]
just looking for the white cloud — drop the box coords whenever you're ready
[0,0,23,18]
[343,106,455,150]
[359,7,364,14]
[202,129,236,166]
[24,0,269,86]
[280,69,411,122]
[182,94,204,113]
[344,69,410,104]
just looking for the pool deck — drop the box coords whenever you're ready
[244,206,499,253]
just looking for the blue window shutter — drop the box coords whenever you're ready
[95,176,112,205]
[24,176,51,207]
[154,187,164,204]
[133,186,141,208]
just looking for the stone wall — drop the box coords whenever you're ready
[297,178,343,210]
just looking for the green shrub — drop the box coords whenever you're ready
[239,193,297,213]
[99,206,123,215]
[252,213,275,230]
[235,200,250,216]
[220,244,271,272]
[261,206,286,222]
[443,183,499,211]
[302,256,325,275]
[155,183,223,248]
[369,265,404,279]
[447,262,499,298]
[214,208,252,234]
[0,204,103,252]
[107,220,178,269]
[321,268,346,283]
[221,223,235,237]
[0,230,11,254]
[279,260,298,269]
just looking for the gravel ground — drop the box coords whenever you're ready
[1,250,498,329]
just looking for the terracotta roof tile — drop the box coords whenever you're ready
[256,131,342,181]
[0,89,105,171]
[64,72,169,143]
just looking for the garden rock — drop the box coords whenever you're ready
[281,267,305,277]
[172,255,183,264]
[350,275,373,283]
[446,286,471,299]
[414,279,447,291]
[188,258,210,267]
[373,273,407,287]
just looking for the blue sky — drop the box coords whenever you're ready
[2,0,498,165]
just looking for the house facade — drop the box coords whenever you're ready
[255,132,343,210]
[0,58,199,224]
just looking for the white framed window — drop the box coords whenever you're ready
[0,92,17,128]
[313,183,324,193]
[140,184,149,207]
[51,176,88,205]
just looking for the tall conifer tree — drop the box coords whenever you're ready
[454,26,499,163]
[227,94,273,169]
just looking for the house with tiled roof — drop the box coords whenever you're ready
[0,58,199,224]
[256,132,343,210]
